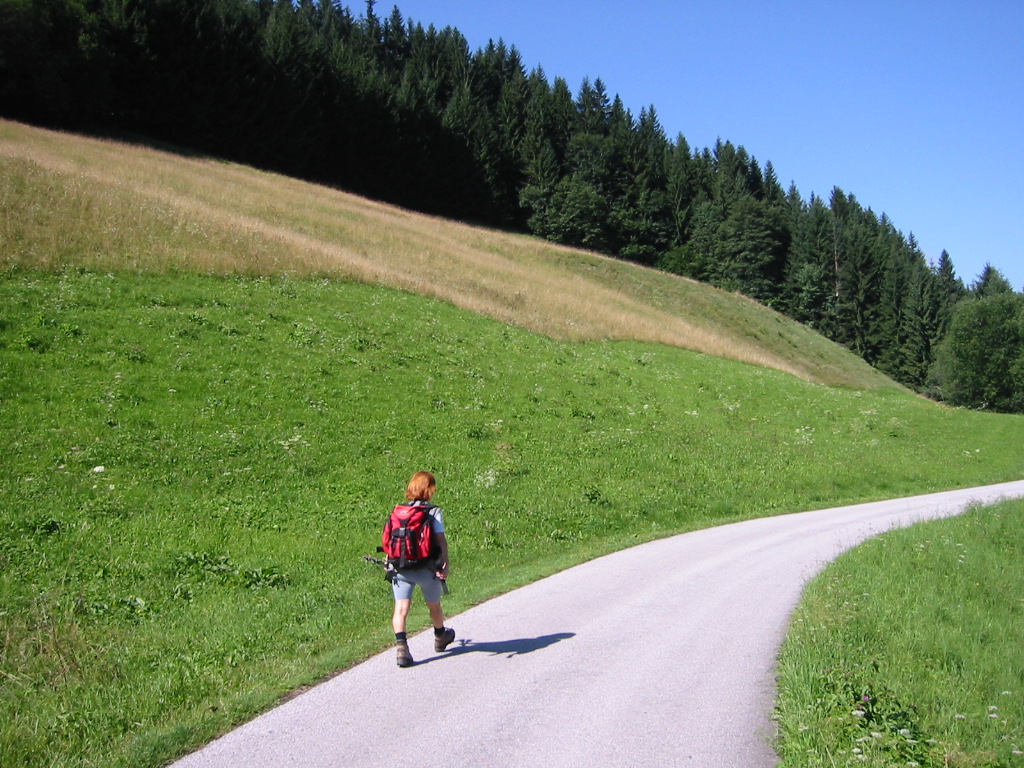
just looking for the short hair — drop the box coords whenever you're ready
[405,471,436,501]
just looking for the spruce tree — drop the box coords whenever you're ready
[933,250,967,338]
[972,264,1014,297]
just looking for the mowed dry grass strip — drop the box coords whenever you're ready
[0,119,893,389]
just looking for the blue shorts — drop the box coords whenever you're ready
[392,567,444,603]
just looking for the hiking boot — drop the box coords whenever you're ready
[396,641,414,668]
[434,627,456,653]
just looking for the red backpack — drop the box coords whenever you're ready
[381,503,436,569]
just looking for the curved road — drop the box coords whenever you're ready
[172,481,1024,768]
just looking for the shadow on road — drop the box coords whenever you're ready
[416,632,575,665]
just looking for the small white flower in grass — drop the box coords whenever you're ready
[93,466,105,473]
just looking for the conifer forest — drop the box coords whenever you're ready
[2,0,1022,411]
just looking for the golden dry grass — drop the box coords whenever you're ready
[0,119,895,389]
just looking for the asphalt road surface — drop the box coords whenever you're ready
[171,481,1024,768]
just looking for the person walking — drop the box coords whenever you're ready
[387,471,455,667]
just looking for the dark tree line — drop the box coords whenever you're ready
[2,0,1021,410]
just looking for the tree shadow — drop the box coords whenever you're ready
[415,632,575,665]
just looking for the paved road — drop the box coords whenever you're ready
[171,481,1024,768]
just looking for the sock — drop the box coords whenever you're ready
[433,626,447,636]
[395,632,407,643]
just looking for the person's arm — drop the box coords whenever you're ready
[433,531,450,579]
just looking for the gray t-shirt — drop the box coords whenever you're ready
[410,500,445,534]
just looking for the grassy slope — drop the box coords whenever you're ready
[1,120,1022,767]
[0,119,893,390]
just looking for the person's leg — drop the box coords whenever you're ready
[426,600,445,630]
[417,574,443,625]
[391,574,416,667]
[392,598,412,634]
[426,599,456,652]
[418,576,455,652]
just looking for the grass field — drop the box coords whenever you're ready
[1,120,1022,767]
[0,118,893,390]
[774,499,1024,767]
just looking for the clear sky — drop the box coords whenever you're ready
[387,0,1023,291]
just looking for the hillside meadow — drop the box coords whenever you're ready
[1,120,1022,767]
[0,118,893,390]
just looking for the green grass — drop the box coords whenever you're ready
[1,121,1023,768]
[0,118,895,390]
[1,269,1021,767]
[774,500,1024,767]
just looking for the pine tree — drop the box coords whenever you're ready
[576,77,611,135]
[832,198,884,360]
[900,260,941,387]
[674,201,720,282]
[0,0,108,126]
[380,5,410,77]
[664,134,696,248]
[607,100,671,263]
[783,193,836,329]
[972,264,1014,297]
[933,250,967,338]
[519,67,567,236]
[762,161,786,206]
[713,195,786,303]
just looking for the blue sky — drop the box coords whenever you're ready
[388,0,1023,291]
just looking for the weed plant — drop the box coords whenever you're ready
[774,500,1024,767]
[1,270,1021,767]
